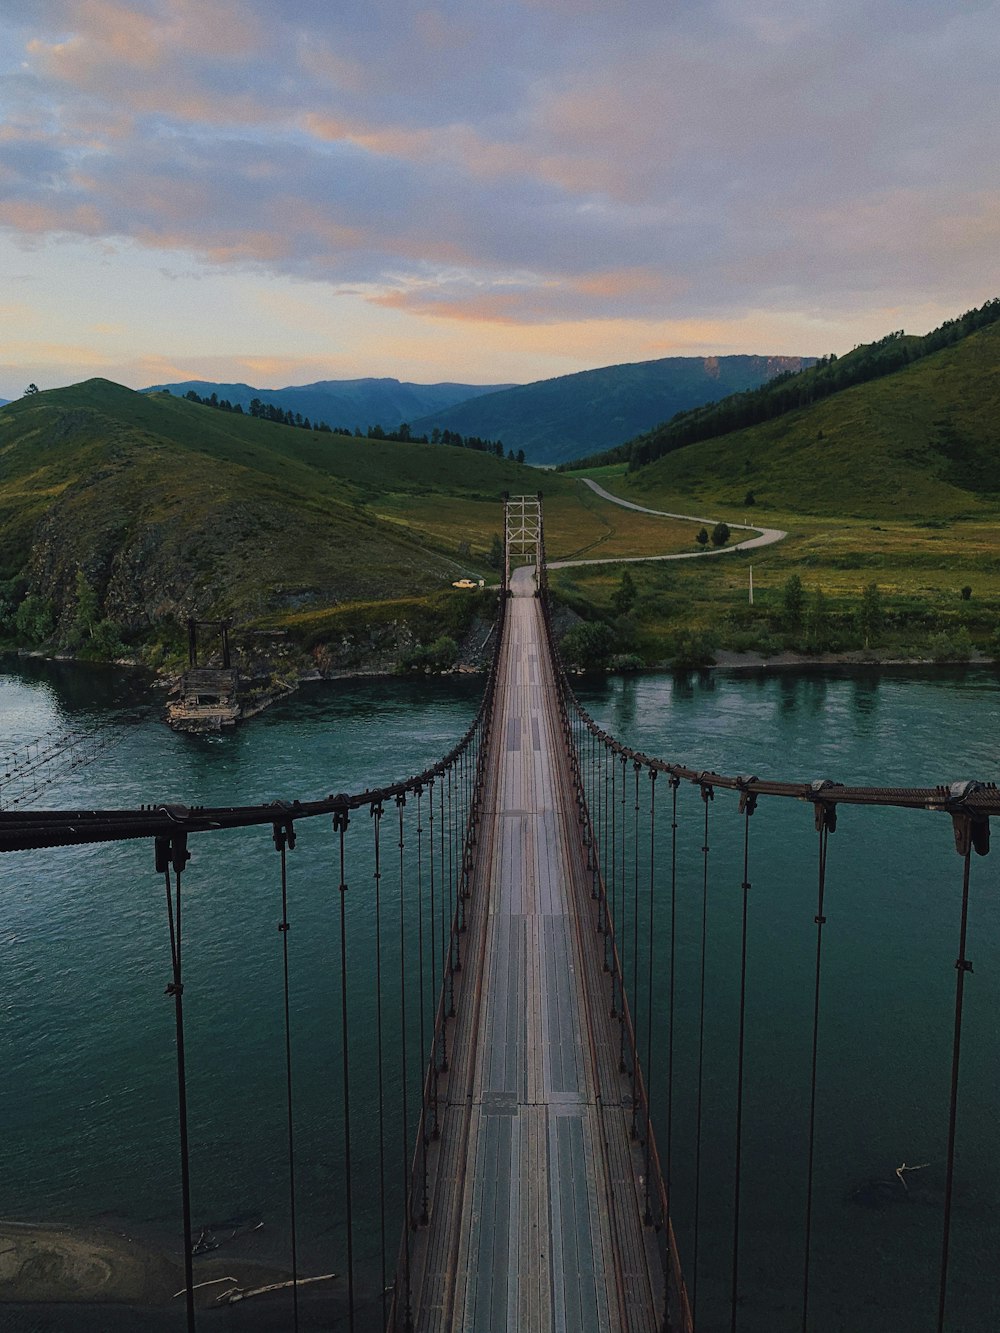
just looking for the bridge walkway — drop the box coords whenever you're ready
[408,567,662,1331]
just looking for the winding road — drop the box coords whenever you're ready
[547,478,786,570]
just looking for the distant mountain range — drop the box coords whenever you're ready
[412,356,815,465]
[146,356,815,466]
[143,377,514,434]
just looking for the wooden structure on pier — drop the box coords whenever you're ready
[167,619,240,733]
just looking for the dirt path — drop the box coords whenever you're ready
[546,478,786,570]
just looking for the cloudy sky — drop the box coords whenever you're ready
[1,0,998,397]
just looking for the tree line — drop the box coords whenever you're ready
[175,390,522,458]
[181,388,338,433]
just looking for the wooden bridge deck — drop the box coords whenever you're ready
[407,569,663,1332]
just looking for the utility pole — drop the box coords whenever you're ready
[749,565,754,606]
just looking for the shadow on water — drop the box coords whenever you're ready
[0,653,158,718]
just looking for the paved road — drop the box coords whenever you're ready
[546,478,786,569]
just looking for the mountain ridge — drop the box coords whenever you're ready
[411,354,816,465]
[143,376,515,434]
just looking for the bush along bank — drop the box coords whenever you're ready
[551,568,1000,672]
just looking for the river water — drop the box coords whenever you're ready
[1,656,997,1332]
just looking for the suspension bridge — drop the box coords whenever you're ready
[1,495,997,1332]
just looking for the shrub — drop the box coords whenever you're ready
[960,585,972,600]
[559,620,616,670]
[88,619,127,659]
[14,594,55,644]
[609,652,643,672]
[696,527,709,547]
[928,627,973,663]
[711,522,731,547]
[398,634,459,673]
[668,629,717,668]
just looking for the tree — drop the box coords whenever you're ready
[487,533,504,570]
[696,527,709,547]
[857,581,883,648]
[73,570,100,642]
[711,521,730,547]
[611,568,637,615]
[23,383,39,395]
[781,574,805,627]
[805,587,830,651]
[90,618,125,659]
[744,490,756,506]
[14,594,54,643]
[516,449,525,465]
[560,620,616,670]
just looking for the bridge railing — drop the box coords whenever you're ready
[1,592,508,1333]
[539,584,997,1333]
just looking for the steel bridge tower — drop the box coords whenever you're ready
[503,491,546,592]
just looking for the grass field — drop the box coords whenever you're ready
[555,465,1000,664]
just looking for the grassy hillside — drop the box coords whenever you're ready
[612,319,1000,520]
[555,316,1000,667]
[0,380,702,666]
[573,298,1000,477]
[412,355,813,467]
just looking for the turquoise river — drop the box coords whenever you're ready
[1,655,998,1332]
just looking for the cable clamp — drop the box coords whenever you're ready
[814,914,827,925]
[278,921,290,933]
[331,794,351,833]
[154,832,190,875]
[808,782,840,832]
[165,981,183,997]
[737,775,759,817]
[955,958,973,973]
[947,785,989,857]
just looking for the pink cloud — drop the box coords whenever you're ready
[0,199,106,235]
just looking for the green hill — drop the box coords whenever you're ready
[0,380,538,649]
[618,315,1000,520]
[0,380,704,667]
[412,355,813,466]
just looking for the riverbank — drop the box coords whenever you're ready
[0,1219,301,1310]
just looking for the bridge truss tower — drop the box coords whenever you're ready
[503,491,546,592]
